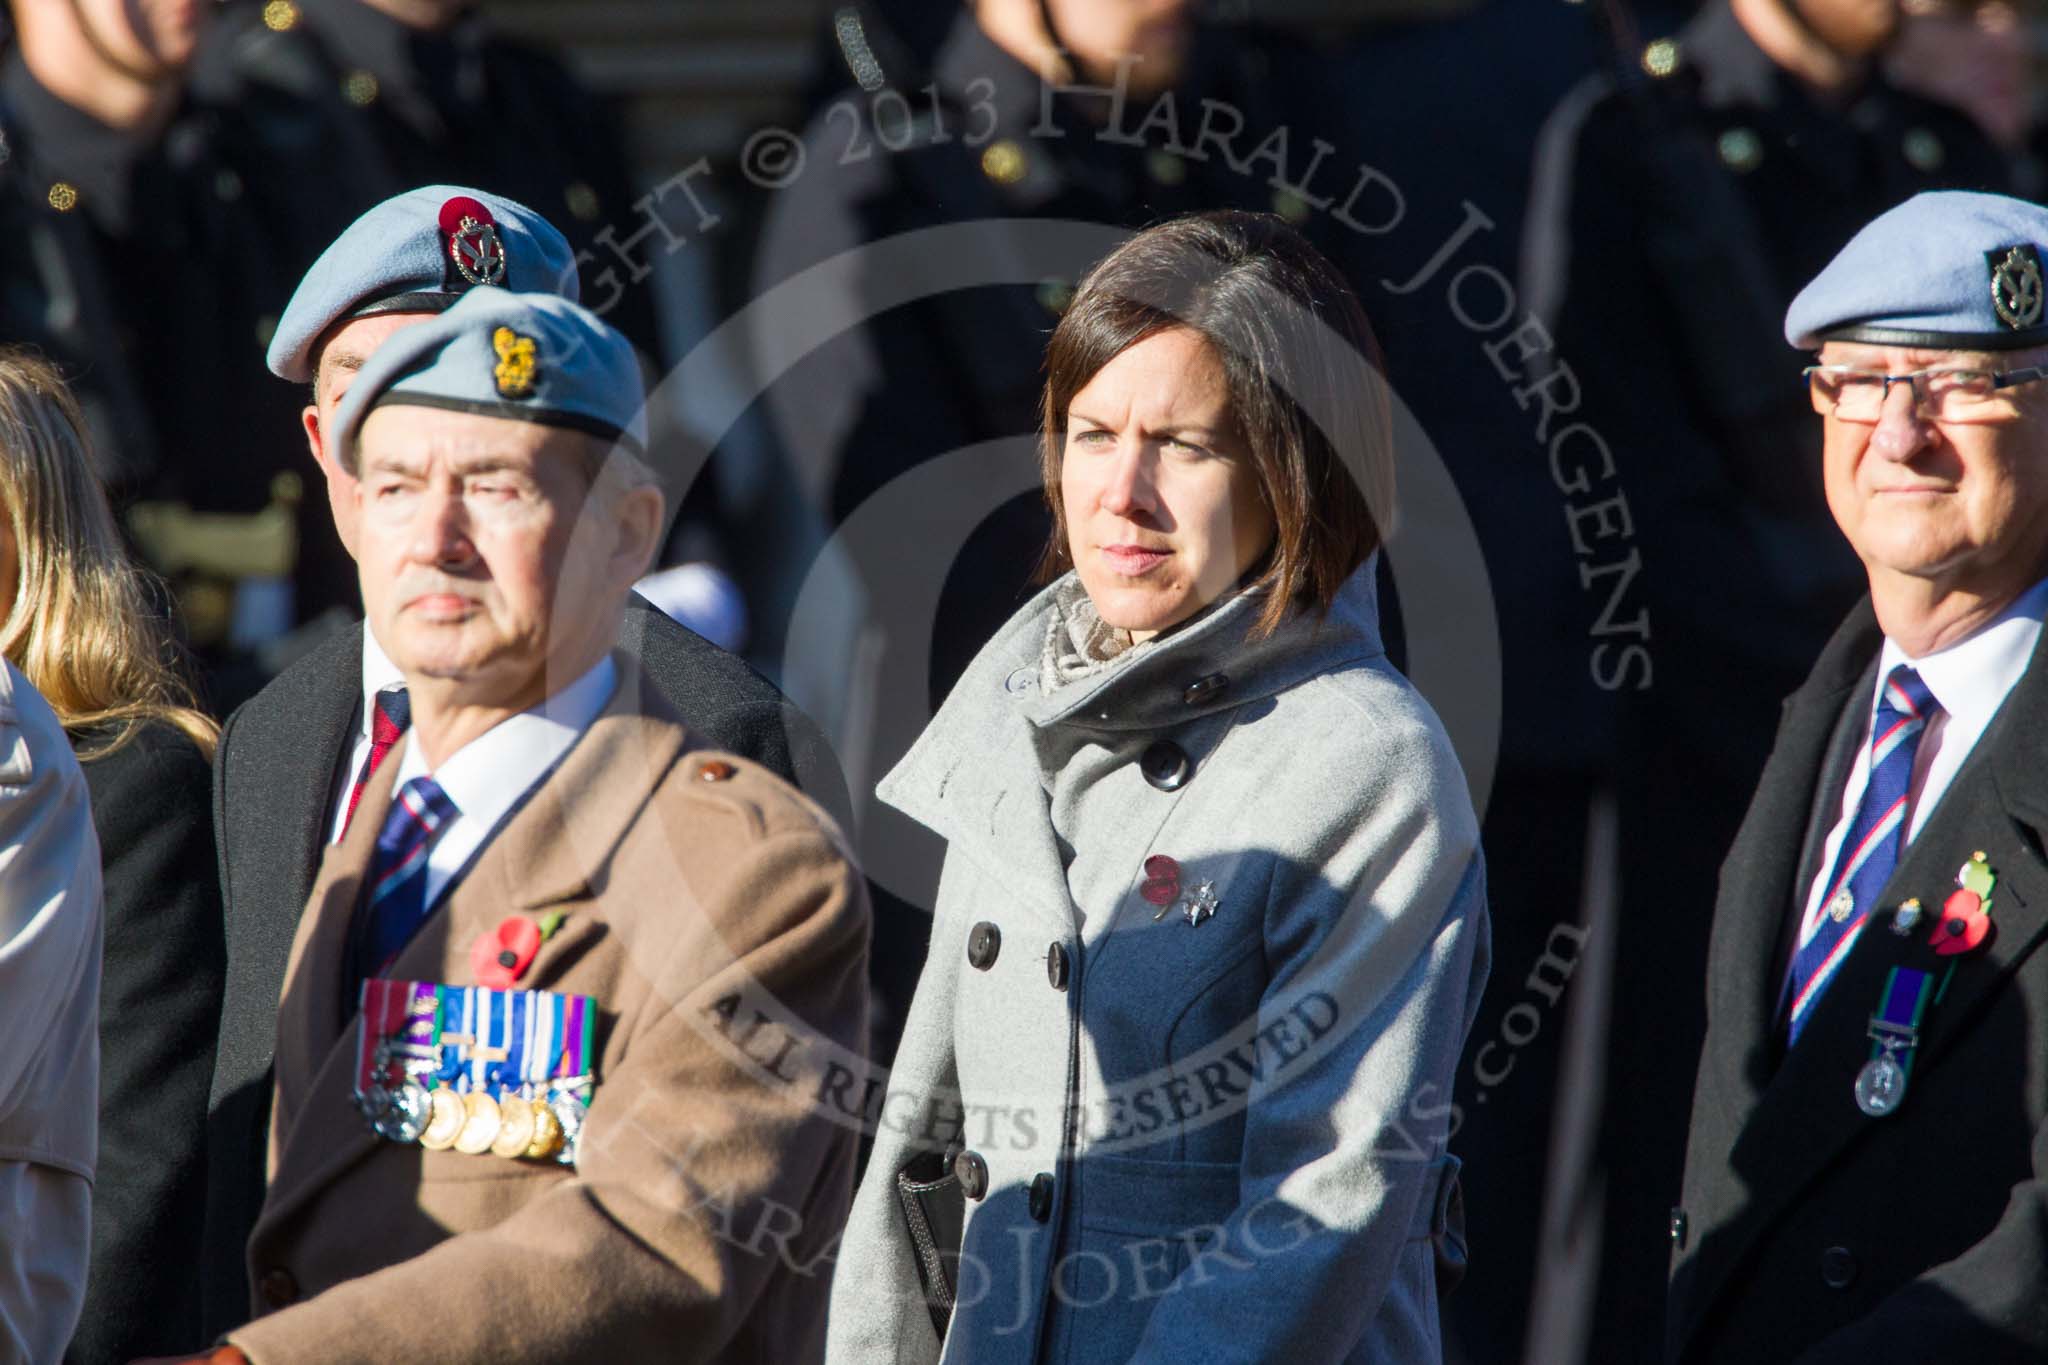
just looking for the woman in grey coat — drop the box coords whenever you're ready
[826,211,1491,1364]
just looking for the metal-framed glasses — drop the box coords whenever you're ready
[1804,364,2048,423]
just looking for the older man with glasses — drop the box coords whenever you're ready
[1668,190,2048,1364]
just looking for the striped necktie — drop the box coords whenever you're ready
[342,688,411,836]
[1784,666,1941,1044]
[344,775,458,1013]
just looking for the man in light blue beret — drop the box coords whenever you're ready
[1671,189,2048,1364]
[200,189,855,1344]
[196,284,867,1365]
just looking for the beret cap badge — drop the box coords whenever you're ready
[439,195,507,288]
[1988,244,2043,331]
[492,326,539,399]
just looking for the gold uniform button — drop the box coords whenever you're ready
[1036,278,1075,315]
[342,69,380,107]
[1717,127,1763,173]
[1146,149,1186,186]
[46,181,77,212]
[262,0,299,31]
[980,139,1028,186]
[1642,38,1679,78]
[1902,127,1945,173]
[564,180,601,222]
[699,759,736,782]
[1271,188,1311,224]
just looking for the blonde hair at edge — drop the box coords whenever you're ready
[0,351,217,760]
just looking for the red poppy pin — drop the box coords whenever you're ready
[1141,855,1181,917]
[1931,852,1996,957]
[472,915,542,989]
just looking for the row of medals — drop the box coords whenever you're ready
[362,1047,586,1162]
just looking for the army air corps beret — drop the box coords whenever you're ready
[1786,191,2048,351]
[330,286,645,470]
[268,185,580,382]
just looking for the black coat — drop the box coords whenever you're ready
[67,721,222,1365]
[1670,600,2048,1363]
[198,595,850,1341]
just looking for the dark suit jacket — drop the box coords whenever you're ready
[1670,600,2048,1363]
[200,595,850,1341]
[68,720,222,1365]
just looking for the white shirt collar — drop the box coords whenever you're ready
[1877,577,2048,730]
[391,653,618,844]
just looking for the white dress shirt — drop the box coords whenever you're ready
[1796,579,2048,945]
[385,655,617,913]
[327,626,409,845]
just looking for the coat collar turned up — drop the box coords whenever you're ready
[879,561,1385,919]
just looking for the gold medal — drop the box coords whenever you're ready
[419,1088,466,1151]
[453,1090,503,1155]
[491,1094,538,1158]
[523,1099,564,1161]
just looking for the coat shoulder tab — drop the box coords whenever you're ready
[674,751,841,848]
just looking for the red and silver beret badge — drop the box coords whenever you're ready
[440,195,507,288]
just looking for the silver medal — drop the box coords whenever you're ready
[374,1077,432,1143]
[551,1092,587,1165]
[1854,1053,1906,1117]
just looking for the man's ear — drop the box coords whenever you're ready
[612,484,666,590]
[302,402,328,468]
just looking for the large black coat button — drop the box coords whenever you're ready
[1820,1246,1857,1290]
[1183,673,1229,706]
[954,1148,990,1200]
[1139,740,1192,791]
[1029,1172,1055,1222]
[1047,942,1070,991]
[967,921,1001,970]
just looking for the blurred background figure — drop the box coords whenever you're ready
[0,353,222,1365]
[0,0,317,706]
[1884,0,2040,187]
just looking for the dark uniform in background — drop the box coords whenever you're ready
[729,3,1282,1062]
[0,47,316,705]
[1519,4,2009,1356]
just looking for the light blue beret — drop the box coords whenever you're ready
[330,287,645,471]
[268,185,580,382]
[1785,191,2048,351]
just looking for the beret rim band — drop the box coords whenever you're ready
[1810,321,2048,352]
[346,290,465,322]
[358,390,644,457]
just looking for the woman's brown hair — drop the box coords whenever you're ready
[1038,210,1394,638]
[0,350,218,759]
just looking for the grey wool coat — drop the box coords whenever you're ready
[825,564,1492,1364]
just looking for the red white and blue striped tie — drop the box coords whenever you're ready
[1784,666,1940,1044]
[345,775,458,1012]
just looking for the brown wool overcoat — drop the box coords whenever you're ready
[227,661,871,1364]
